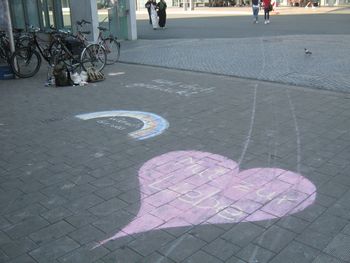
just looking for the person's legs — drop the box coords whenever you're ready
[253,7,259,23]
[148,9,152,24]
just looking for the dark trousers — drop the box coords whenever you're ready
[264,9,270,20]
[147,9,152,24]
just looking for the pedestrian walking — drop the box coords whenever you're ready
[157,0,167,29]
[150,0,159,29]
[263,0,272,24]
[145,0,152,24]
[252,0,260,23]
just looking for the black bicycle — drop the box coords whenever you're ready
[0,30,41,78]
[77,19,120,65]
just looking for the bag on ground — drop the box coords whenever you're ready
[53,63,72,86]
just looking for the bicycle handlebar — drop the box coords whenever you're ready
[76,19,91,26]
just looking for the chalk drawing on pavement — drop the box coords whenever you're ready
[75,110,169,140]
[125,79,216,97]
[96,150,316,246]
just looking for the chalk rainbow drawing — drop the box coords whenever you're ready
[97,150,316,246]
[75,111,169,140]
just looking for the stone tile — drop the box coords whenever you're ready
[101,247,142,263]
[57,243,109,263]
[342,224,350,236]
[128,230,175,256]
[64,194,104,213]
[92,210,133,233]
[252,218,278,229]
[312,253,345,263]
[40,206,73,223]
[276,216,310,234]
[236,244,276,263]
[88,198,128,216]
[325,204,350,221]
[318,182,349,198]
[202,237,240,261]
[182,250,223,263]
[0,249,10,262]
[6,254,37,263]
[225,256,247,263]
[137,252,175,263]
[68,224,107,245]
[29,236,80,263]
[296,228,336,250]
[4,216,49,239]
[0,231,11,246]
[5,203,48,224]
[18,180,45,194]
[158,234,206,262]
[270,241,319,263]
[101,234,135,252]
[221,222,265,248]
[29,220,75,245]
[0,237,38,258]
[315,193,337,208]
[39,196,69,210]
[324,233,350,262]
[65,211,99,229]
[2,192,48,215]
[118,189,141,204]
[254,225,296,253]
[187,224,225,243]
[294,204,326,222]
[0,216,12,230]
[90,177,117,188]
[94,186,122,200]
[308,214,348,236]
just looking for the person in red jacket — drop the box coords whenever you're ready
[263,0,271,24]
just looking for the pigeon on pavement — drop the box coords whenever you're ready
[304,48,312,55]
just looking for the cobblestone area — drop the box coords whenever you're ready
[120,35,350,93]
[1,63,350,262]
[1,8,350,263]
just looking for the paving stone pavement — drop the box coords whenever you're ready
[1,8,350,263]
[0,61,350,262]
[119,34,350,93]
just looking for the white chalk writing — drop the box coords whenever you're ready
[125,79,216,97]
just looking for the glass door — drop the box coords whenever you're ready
[9,0,71,31]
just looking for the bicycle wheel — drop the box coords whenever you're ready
[10,47,41,78]
[80,44,106,72]
[102,37,120,65]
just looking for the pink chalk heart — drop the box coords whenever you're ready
[99,151,316,245]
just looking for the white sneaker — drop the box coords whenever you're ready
[264,20,267,24]
[267,20,270,24]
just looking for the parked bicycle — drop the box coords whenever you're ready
[0,30,41,78]
[76,19,120,65]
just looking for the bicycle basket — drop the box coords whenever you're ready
[63,37,84,56]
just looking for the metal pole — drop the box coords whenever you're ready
[4,0,15,53]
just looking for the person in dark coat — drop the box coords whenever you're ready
[157,0,167,29]
[145,0,152,24]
